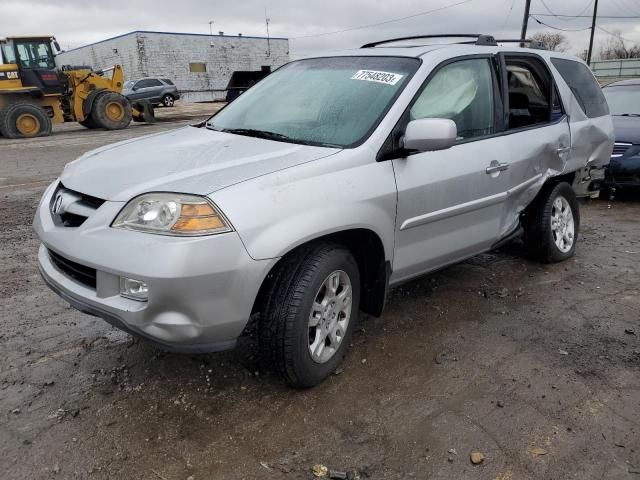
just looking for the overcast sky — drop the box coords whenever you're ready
[2,0,639,59]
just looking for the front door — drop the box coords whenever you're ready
[391,56,510,283]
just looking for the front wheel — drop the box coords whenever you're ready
[260,244,360,387]
[91,92,132,130]
[524,182,580,263]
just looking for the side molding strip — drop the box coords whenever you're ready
[400,191,507,231]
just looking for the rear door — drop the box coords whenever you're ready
[497,53,571,234]
[550,58,614,172]
[130,79,164,102]
[391,56,511,283]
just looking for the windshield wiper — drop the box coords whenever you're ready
[217,127,294,142]
[205,124,341,148]
[618,113,640,117]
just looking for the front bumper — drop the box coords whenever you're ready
[606,154,640,188]
[34,181,277,353]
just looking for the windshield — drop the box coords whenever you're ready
[206,56,419,148]
[603,86,640,116]
[124,81,135,89]
[14,40,55,69]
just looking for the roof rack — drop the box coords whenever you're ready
[361,34,498,48]
[494,39,546,50]
[360,34,547,50]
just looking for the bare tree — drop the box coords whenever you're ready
[530,32,569,52]
[599,30,640,59]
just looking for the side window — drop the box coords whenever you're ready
[505,58,553,129]
[410,58,495,141]
[136,79,161,88]
[161,79,174,85]
[2,45,16,64]
[551,58,609,118]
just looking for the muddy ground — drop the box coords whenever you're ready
[1,105,639,479]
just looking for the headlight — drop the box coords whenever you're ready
[112,193,232,236]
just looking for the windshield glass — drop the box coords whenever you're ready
[15,40,55,69]
[124,81,135,89]
[603,86,640,115]
[206,56,419,148]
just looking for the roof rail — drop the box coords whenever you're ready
[361,34,498,48]
[494,39,547,50]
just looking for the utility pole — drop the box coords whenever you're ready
[520,0,532,46]
[265,7,271,57]
[586,0,599,65]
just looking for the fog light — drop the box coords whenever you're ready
[120,277,149,301]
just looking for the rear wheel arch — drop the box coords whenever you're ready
[252,228,390,319]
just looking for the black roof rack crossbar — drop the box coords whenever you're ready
[494,39,547,50]
[361,34,497,48]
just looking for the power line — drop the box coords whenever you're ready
[597,25,640,45]
[530,13,640,19]
[530,15,592,32]
[291,0,475,39]
[539,0,594,21]
[500,0,517,32]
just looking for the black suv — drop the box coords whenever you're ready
[602,79,640,191]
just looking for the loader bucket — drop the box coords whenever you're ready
[131,100,156,123]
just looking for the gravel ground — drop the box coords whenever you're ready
[1,106,639,479]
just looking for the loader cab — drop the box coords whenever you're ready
[1,36,64,94]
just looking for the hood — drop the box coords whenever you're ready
[61,126,340,202]
[612,116,640,145]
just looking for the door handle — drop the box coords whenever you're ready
[485,161,509,174]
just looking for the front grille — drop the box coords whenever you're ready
[48,249,97,289]
[51,183,105,227]
[612,142,632,158]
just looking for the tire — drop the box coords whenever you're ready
[0,102,52,139]
[524,182,580,263]
[161,94,175,107]
[79,116,99,129]
[90,92,132,130]
[260,244,360,387]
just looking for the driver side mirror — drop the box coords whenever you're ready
[402,118,457,153]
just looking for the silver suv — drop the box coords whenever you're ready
[34,34,614,387]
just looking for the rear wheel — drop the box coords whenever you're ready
[524,182,580,263]
[0,102,52,139]
[90,92,132,130]
[162,94,175,107]
[260,244,360,387]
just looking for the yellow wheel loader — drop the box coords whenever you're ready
[0,36,154,139]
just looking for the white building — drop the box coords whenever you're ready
[56,30,290,102]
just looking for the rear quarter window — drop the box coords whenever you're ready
[551,58,609,118]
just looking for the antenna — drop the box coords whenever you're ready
[208,20,214,47]
[265,7,271,57]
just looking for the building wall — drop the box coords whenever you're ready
[57,31,290,102]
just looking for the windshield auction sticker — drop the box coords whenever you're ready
[351,70,404,86]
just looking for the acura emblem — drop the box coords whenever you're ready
[52,192,65,215]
